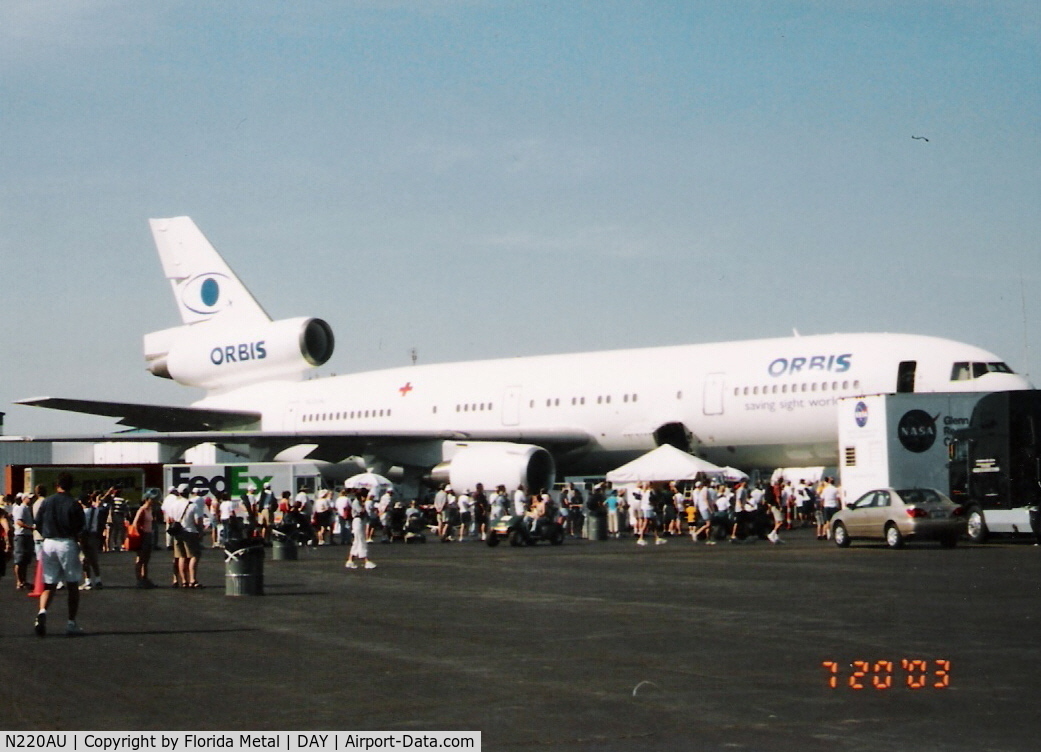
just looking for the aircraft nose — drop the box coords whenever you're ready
[987,372,1034,390]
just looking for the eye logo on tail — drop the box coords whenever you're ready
[181,273,232,317]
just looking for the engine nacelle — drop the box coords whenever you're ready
[430,442,556,493]
[145,316,334,391]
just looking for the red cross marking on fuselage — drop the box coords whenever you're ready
[399,382,414,396]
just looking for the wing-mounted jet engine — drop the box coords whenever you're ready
[430,442,556,493]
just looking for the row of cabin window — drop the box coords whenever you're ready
[734,380,862,397]
[302,409,392,422]
[530,393,640,409]
[455,403,494,412]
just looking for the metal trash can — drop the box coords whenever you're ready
[271,530,298,561]
[586,513,608,541]
[225,539,264,596]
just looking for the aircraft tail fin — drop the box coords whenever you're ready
[149,217,270,326]
[144,217,335,393]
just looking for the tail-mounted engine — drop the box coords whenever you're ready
[145,316,334,391]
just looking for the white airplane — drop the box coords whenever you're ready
[15,217,1033,491]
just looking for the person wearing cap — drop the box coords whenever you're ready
[161,485,184,551]
[166,486,206,588]
[33,472,87,636]
[314,489,334,545]
[132,489,160,588]
[11,492,36,590]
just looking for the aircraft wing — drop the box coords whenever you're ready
[1,426,593,464]
[14,397,262,432]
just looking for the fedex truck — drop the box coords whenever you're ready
[163,462,328,498]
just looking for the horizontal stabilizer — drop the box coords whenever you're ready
[15,397,262,432]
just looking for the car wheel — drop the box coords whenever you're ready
[549,527,565,546]
[885,523,905,549]
[966,508,988,544]
[833,522,851,548]
[509,530,526,547]
[486,532,500,547]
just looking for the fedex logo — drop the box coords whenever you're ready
[170,466,273,496]
[211,341,267,365]
[768,353,852,377]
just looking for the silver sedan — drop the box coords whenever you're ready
[831,488,967,549]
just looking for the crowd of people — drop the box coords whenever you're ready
[0,471,845,636]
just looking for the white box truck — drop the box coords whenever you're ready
[837,393,981,504]
[838,391,1041,542]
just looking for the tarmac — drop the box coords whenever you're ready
[2,528,1040,751]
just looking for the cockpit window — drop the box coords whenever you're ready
[951,361,1015,381]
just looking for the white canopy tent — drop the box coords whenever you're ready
[719,466,750,483]
[344,472,394,495]
[605,444,726,484]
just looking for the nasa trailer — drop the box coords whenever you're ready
[838,391,1041,542]
[837,393,985,505]
[163,462,328,498]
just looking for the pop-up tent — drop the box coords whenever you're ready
[605,444,726,484]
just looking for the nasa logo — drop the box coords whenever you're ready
[211,341,267,366]
[897,410,938,453]
[768,353,852,378]
[181,273,232,316]
[854,401,869,427]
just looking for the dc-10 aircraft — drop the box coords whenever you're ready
[14,217,1033,492]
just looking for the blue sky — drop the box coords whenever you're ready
[2,1,1038,434]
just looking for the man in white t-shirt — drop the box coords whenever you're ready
[456,490,472,541]
[512,486,528,517]
[820,478,841,540]
[376,489,394,543]
[314,490,334,545]
[167,488,206,588]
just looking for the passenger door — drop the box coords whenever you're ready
[501,386,522,426]
[703,373,726,416]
